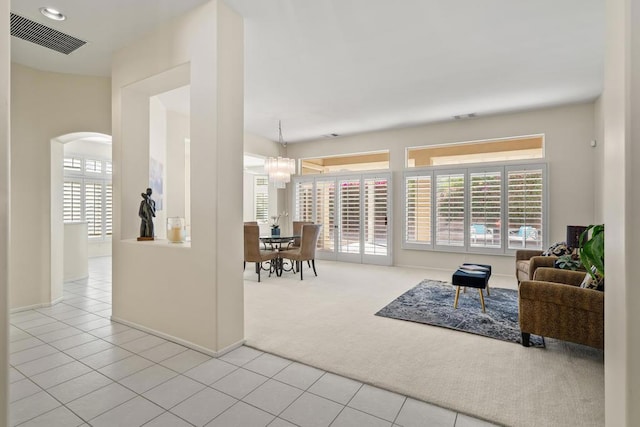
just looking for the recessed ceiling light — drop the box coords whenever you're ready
[40,7,66,21]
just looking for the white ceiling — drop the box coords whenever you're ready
[10,0,604,143]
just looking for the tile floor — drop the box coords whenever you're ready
[9,257,498,427]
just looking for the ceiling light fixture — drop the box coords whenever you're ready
[264,121,295,189]
[40,7,66,21]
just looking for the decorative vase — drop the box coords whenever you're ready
[271,227,280,236]
[167,217,186,243]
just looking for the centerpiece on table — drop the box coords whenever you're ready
[270,212,288,236]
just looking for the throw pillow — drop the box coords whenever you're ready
[580,266,604,291]
[580,273,598,290]
[542,241,571,257]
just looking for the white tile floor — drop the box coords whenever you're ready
[9,257,498,427]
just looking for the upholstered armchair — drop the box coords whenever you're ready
[515,250,557,284]
[519,267,604,349]
[280,224,322,280]
[244,224,277,282]
[290,221,313,249]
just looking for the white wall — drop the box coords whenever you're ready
[243,171,255,221]
[65,139,111,158]
[603,0,639,425]
[593,97,605,224]
[63,222,88,281]
[165,111,190,222]
[10,64,111,309]
[286,102,597,275]
[112,0,244,354]
[0,0,10,420]
[50,141,64,302]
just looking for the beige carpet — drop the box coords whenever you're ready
[244,260,604,427]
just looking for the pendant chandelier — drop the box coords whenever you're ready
[264,121,295,189]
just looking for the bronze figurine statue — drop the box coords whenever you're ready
[138,187,156,240]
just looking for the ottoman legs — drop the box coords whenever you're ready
[453,285,486,312]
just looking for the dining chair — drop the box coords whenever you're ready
[290,221,313,248]
[244,224,277,282]
[280,224,322,280]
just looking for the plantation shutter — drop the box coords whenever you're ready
[254,176,269,222]
[294,181,314,222]
[470,170,501,249]
[85,182,103,237]
[315,179,335,251]
[105,183,113,236]
[338,179,361,254]
[364,177,388,256]
[63,181,82,222]
[85,159,102,173]
[405,174,432,245]
[435,173,465,247]
[63,157,82,172]
[507,168,544,249]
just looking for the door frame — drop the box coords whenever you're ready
[292,171,392,266]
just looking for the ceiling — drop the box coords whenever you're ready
[10,0,604,143]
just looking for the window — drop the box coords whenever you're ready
[507,167,544,250]
[363,177,388,256]
[405,175,431,245]
[470,170,501,249]
[85,159,102,173]
[435,173,465,247]
[295,181,314,222]
[403,163,546,253]
[64,157,82,171]
[407,135,543,168]
[293,173,392,265]
[63,181,82,222]
[254,176,269,222]
[85,182,103,237]
[301,151,389,175]
[63,155,112,239]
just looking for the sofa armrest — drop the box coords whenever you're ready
[527,256,557,280]
[516,249,543,261]
[533,267,586,287]
[519,280,604,313]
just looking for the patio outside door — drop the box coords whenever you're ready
[293,172,391,266]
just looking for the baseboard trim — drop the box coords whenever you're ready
[110,316,245,358]
[11,296,65,313]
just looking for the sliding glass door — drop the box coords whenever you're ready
[293,172,391,266]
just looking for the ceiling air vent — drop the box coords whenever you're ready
[10,13,87,55]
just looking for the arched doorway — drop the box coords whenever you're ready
[50,132,112,303]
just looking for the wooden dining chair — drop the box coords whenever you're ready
[280,224,322,280]
[244,224,277,282]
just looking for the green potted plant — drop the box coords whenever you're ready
[579,224,604,280]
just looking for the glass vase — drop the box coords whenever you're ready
[167,217,186,243]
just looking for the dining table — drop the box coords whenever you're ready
[259,235,300,276]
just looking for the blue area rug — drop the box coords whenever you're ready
[375,279,543,346]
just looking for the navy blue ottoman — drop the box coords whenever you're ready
[452,263,492,312]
